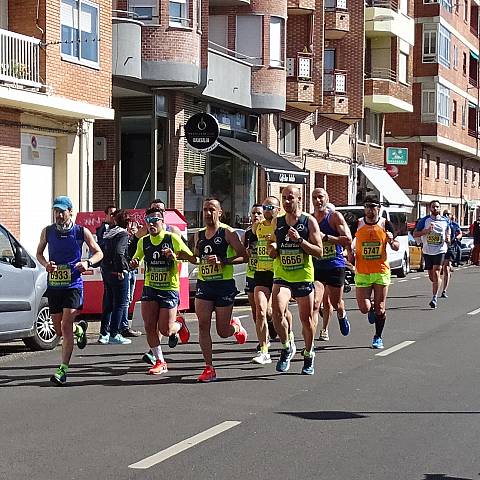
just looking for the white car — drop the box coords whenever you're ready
[0,224,58,350]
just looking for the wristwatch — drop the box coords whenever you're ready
[86,259,93,268]
[297,237,304,245]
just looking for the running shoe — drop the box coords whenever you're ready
[276,343,296,373]
[197,366,217,382]
[50,365,67,386]
[76,320,88,349]
[177,315,190,344]
[168,333,179,348]
[98,333,110,345]
[372,336,384,349]
[142,351,156,366]
[429,298,437,309]
[318,329,329,341]
[109,333,132,345]
[148,360,168,375]
[231,317,247,344]
[267,320,278,340]
[440,291,448,298]
[338,315,350,336]
[301,351,315,375]
[252,352,272,365]
[367,306,376,324]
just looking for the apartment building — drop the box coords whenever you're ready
[385,0,480,223]
[0,0,113,253]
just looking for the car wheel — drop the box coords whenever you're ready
[23,298,59,351]
[418,254,425,272]
[395,254,408,278]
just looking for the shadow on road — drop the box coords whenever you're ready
[278,410,367,420]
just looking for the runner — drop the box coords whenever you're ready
[413,200,450,309]
[268,185,323,375]
[36,196,103,385]
[250,196,280,365]
[311,188,352,341]
[194,198,249,382]
[130,207,196,375]
[349,195,399,349]
[440,209,461,298]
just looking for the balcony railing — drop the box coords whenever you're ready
[0,28,42,88]
[468,127,480,138]
[365,0,398,9]
[286,53,313,80]
[208,40,262,66]
[323,69,347,94]
[325,0,347,10]
[365,67,397,81]
[469,76,479,88]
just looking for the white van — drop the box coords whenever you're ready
[335,205,410,277]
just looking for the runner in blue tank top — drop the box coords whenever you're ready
[36,196,103,385]
[311,188,352,341]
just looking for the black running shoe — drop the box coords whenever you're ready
[168,333,179,348]
[76,320,88,349]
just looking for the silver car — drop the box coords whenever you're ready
[0,224,58,350]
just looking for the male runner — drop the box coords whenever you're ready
[350,196,399,349]
[251,197,280,365]
[414,200,450,309]
[130,207,196,375]
[194,198,248,382]
[268,185,323,375]
[311,188,352,341]
[36,196,103,385]
[440,209,461,298]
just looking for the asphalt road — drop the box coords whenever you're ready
[1,266,480,480]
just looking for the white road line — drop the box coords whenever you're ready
[375,341,415,357]
[410,276,420,280]
[128,421,241,470]
[467,307,480,315]
[398,279,408,283]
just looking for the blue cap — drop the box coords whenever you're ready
[52,196,73,211]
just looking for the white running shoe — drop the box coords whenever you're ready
[319,329,329,341]
[252,352,272,365]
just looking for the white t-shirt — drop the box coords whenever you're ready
[415,215,449,255]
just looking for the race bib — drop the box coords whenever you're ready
[426,232,442,245]
[148,266,171,289]
[322,241,336,259]
[279,249,304,271]
[48,265,72,287]
[200,261,223,280]
[248,256,258,273]
[257,239,273,270]
[361,242,382,260]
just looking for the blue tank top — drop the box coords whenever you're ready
[314,212,345,269]
[46,224,84,289]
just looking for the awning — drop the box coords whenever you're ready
[217,136,309,184]
[358,165,414,208]
[471,51,479,61]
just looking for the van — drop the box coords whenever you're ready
[335,205,410,277]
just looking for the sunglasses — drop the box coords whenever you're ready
[262,205,276,211]
[145,216,163,224]
[364,203,380,209]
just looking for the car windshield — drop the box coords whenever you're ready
[336,208,364,232]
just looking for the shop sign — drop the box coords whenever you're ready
[385,164,399,178]
[386,147,408,165]
[185,113,219,153]
[266,170,307,184]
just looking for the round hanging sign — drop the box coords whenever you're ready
[185,113,219,153]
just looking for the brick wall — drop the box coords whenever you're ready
[0,110,21,236]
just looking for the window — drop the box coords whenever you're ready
[441,0,452,12]
[209,15,228,49]
[453,45,458,68]
[128,0,158,22]
[61,0,99,66]
[437,84,450,125]
[463,52,467,74]
[473,170,477,184]
[197,0,201,32]
[169,0,189,27]
[455,164,459,181]
[425,153,431,177]
[236,15,262,66]
[438,25,451,67]
[455,0,460,13]
[399,52,408,84]
[422,89,436,121]
[436,157,441,179]
[464,169,469,184]
[280,120,298,155]
[453,99,458,124]
[270,17,284,67]
[370,112,383,145]
[446,161,450,180]
[462,103,466,127]
[423,25,437,62]
[464,0,469,21]
[358,116,366,142]
[0,228,14,264]
[399,0,408,15]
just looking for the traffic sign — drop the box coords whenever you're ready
[386,147,408,165]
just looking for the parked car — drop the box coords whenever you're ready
[460,235,474,261]
[188,228,247,305]
[408,232,424,272]
[0,224,58,350]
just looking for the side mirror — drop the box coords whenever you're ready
[13,246,29,268]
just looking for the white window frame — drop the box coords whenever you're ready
[440,0,452,12]
[128,0,158,24]
[461,103,466,128]
[422,88,436,122]
[423,25,437,63]
[61,0,100,68]
[438,24,451,67]
[370,112,383,146]
[399,51,408,84]
[269,16,284,67]
[280,119,298,155]
[453,44,458,69]
[169,0,189,28]
[437,84,450,126]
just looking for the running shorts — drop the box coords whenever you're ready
[254,270,274,291]
[314,266,346,288]
[141,286,179,309]
[424,253,445,270]
[273,279,314,298]
[355,272,391,288]
[47,287,83,314]
[195,279,239,307]
[245,276,256,294]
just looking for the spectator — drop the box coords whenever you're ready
[469,218,480,265]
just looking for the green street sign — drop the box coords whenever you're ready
[386,147,408,165]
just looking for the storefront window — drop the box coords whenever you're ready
[184,172,205,228]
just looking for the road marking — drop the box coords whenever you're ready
[128,421,241,470]
[398,279,408,283]
[410,276,420,280]
[375,341,415,357]
[467,307,480,315]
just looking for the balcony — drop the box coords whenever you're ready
[324,0,350,39]
[365,0,414,46]
[287,0,315,14]
[112,11,143,79]
[319,69,348,117]
[364,68,413,113]
[0,28,42,89]
[286,53,315,110]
